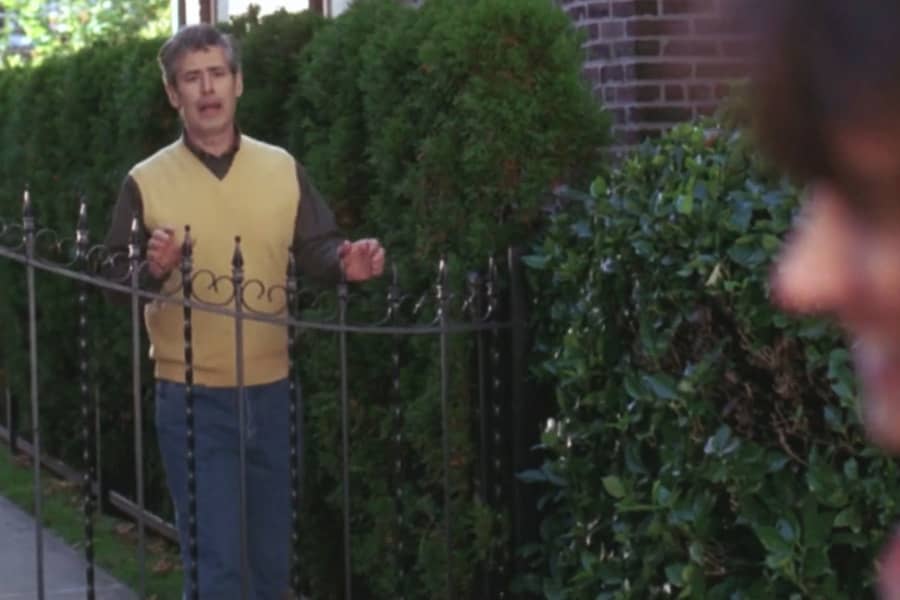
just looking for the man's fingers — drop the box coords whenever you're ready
[372,247,386,270]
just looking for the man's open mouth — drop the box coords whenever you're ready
[199,101,222,115]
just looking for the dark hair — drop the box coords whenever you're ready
[157,24,241,87]
[748,1,900,182]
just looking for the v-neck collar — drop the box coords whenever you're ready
[182,127,242,181]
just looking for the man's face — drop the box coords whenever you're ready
[165,45,242,141]
[773,126,900,450]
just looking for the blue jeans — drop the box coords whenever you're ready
[155,379,293,600]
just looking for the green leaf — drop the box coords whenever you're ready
[642,373,678,401]
[834,507,861,532]
[665,563,687,584]
[522,254,551,270]
[676,194,693,215]
[516,469,548,483]
[602,475,626,499]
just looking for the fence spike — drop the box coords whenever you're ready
[76,200,89,261]
[232,235,244,273]
[128,216,141,262]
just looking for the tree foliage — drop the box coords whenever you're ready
[0,0,170,66]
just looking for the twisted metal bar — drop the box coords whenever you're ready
[338,273,353,600]
[181,227,200,600]
[435,257,454,600]
[232,237,251,600]
[76,201,96,600]
[467,269,493,599]
[287,250,303,596]
[128,216,147,599]
[23,189,45,600]
[388,265,406,600]
[486,257,508,598]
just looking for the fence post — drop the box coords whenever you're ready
[128,216,147,598]
[76,200,97,599]
[23,188,46,600]
[507,246,540,592]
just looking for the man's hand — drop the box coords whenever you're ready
[147,226,182,280]
[338,238,386,282]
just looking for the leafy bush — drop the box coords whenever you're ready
[522,123,900,598]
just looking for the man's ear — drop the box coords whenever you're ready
[235,70,244,99]
[163,78,181,110]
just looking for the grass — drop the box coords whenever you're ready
[0,443,183,599]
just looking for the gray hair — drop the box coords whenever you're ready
[158,24,241,87]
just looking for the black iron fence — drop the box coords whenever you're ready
[0,191,534,600]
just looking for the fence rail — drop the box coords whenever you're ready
[0,192,531,600]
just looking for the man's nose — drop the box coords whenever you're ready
[201,73,213,93]
[770,190,857,315]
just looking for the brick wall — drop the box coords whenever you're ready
[559,0,749,146]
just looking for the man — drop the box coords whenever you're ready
[749,3,900,596]
[104,24,385,599]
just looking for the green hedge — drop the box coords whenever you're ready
[522,123,900,598]
[0,1,608,597]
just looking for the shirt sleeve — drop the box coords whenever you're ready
[101,175,165,304]
[293,162,345,285]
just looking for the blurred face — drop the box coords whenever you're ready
[772,125,900,450]
[164,45,242,143]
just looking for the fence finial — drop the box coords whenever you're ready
[180,225,193,274]
[22,187,33,225]
[232,236,244,272]
[128,216,141,261]
[76,200,89,260]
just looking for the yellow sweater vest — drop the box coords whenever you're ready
[131,135,299,387]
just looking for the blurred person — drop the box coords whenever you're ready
[748,3,900,597]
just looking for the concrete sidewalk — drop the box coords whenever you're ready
[0,495,137,599]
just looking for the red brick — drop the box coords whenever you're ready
[630,106,694,122]
[635,0,660,15]
[636,39,661,56]
[588,3,611,19]
[632,62,693,80]
[613,1,635,17]
[695,61,749,79]
[605,87,617,102]
[627,18,691,37]
[583,66,602,84]
[696,104,719,117]
[664,39,719,57]
[722,39,753,58]
[715,82,733,99]
[613,41,635,58]
[634,84,662,102]
[688,83,712,101]
[614,85,662,102]
[601,21,626,38]
[665,84,684,101]
[693,16,744,36]
[663,0,716,14]
[601,64,626,83]
[588,42,612,60]
[611,108,628,124]
[566,5,587,20]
